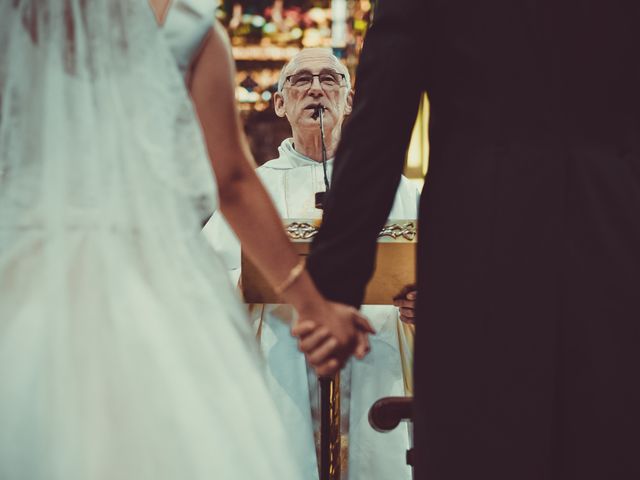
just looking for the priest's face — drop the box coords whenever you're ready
[274,49,353,134]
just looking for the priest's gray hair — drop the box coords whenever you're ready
[277,49,352,93]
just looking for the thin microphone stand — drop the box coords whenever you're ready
[313,105,330,209]
[311,104,340,480]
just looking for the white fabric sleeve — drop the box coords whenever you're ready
[202,211,242,285]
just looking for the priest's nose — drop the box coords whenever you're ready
[308,77,324,97]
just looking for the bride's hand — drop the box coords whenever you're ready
[292,302,375,376]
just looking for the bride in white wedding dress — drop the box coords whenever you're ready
[0,1,372,479]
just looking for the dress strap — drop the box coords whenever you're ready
[162,0,217,80]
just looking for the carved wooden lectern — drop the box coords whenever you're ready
[242,219,417,305]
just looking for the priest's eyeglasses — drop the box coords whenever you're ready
[284,70,347,91]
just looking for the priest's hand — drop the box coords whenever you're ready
[292,302,375,377]
[393,284,417,324]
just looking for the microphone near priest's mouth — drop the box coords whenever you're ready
[309,104,327,120]
[311,104,330,209]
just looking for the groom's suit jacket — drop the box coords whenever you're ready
[306,1,640,479]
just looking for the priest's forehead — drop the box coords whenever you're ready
[279,48,350,89]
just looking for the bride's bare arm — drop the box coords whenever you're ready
[189,23,373,372]
[189,23,311,307]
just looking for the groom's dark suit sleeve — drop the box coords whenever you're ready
[306,0,425,307]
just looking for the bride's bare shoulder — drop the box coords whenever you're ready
[207,21,234,59]
[191,20,235,81]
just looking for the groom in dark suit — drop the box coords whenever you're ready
[304,0,640,479]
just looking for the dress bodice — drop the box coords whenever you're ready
[162,0,217,79]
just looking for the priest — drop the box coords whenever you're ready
[203,48,418,480]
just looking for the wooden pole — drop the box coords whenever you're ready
[319,374,341,480]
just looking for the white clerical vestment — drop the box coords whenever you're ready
[203,138,418,480]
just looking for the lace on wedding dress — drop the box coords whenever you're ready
[0,0,225,314]
[0,0,217,234]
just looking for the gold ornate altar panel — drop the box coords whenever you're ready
[242,220,417,305]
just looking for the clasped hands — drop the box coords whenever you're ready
[292,301,373,376]
[292,284,417,376]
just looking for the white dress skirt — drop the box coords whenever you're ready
[0,1,302,479]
